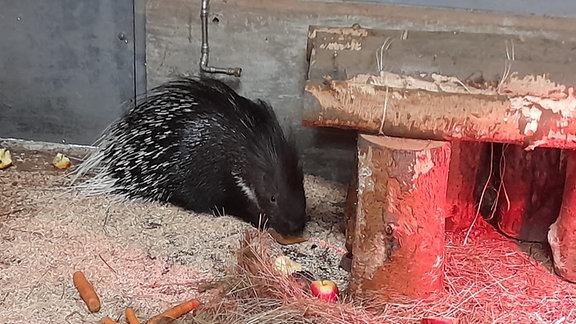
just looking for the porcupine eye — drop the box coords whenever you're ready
[270,195,276,203]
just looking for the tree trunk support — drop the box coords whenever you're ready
[495,146,566,242]
[548,149,576,283]
[349,134,451,301]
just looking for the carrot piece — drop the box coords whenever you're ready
[161,299,200,318]
[72,270,101,313]
[125,307,141,324]
[146,299,200,323]
[99,317,120,324]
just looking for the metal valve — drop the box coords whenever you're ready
[198,0,242,77]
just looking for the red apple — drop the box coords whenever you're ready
[309,279,339,302]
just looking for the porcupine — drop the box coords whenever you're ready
[70,76,308,238]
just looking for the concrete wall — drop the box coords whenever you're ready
[145,0,576,183]
[1,0,575,183]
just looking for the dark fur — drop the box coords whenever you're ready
[93,76,307,237]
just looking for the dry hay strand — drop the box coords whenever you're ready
[187,230,389,324]
[185,221,576,324]
[441,227,576,324]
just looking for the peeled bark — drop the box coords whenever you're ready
[349,134,451,301]
[303,78,576,149]
[303,25,576,149]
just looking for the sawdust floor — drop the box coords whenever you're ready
[0,144,567,323]
[0,147,349,323]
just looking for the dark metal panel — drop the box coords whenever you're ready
[0,0,141,145]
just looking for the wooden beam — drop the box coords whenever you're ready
[349,134,451,301]
[303,25,576,149]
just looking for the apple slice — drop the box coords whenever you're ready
[310,279,339,302]
[273,255,302,276]
[0,148,13,170]
[52,152,72,170]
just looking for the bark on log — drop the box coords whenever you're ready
[349,134,451,301]
[345,139,476,267]
[495,146,566,243]
[348,140,483,236]
[548,149,576,283]
[303,25,576,149]
[304,77,576,149]
[445,141,487,232]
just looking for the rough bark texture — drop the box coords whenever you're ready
[303,25,576,150]
[445,141,487,232]
[495,146,566,243]
[548,149,576,283]
[349,134,451,301]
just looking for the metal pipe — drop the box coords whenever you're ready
[199,0,242,77]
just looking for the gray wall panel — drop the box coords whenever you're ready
[0,0,138,145]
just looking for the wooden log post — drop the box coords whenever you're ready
[548,149,576,283]
[495,146,566,243]
[349,134,451,301]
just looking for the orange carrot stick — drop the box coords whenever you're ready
[72,270,101,313]
[161,299,200,318]
[125,307,141,324]
[99,317,120,324]
[146,299,201,323]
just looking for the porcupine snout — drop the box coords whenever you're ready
[244,128,308,238]
[258,175,307,238]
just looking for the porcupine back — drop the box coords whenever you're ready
[70,76,307,236]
